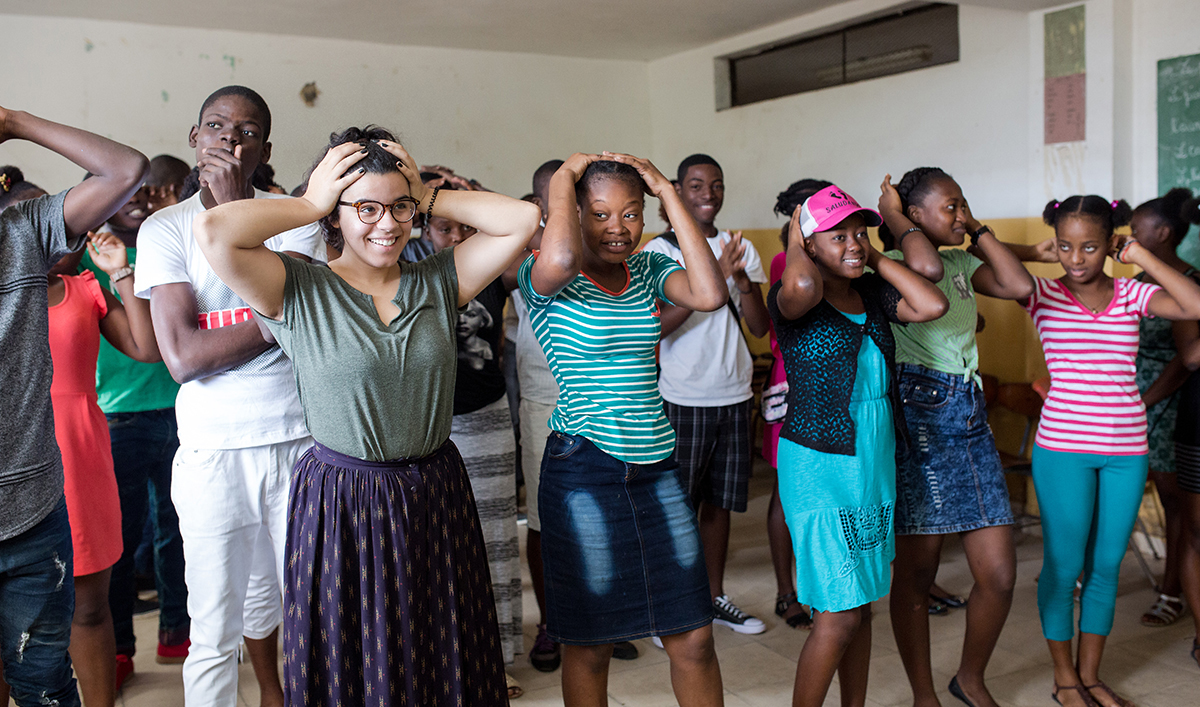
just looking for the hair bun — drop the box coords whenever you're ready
[1184,196,1200,226]
[0,165,25,193]
[1110,198,1133,228]
[1042,199,1061,226]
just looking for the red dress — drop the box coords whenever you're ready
[48,271,123,576]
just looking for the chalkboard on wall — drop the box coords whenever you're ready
[1158,52,1200,266]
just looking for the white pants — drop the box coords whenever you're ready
[518,399,555,533]
[172,437,311,707]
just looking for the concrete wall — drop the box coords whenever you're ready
[0,14,652,198]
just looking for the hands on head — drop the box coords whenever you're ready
[300,139,428,216]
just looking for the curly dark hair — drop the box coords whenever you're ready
[308,125,404,252]
[1135,188,1200,245]
[774,178,832,248]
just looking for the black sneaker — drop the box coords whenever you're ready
[529,624,560,672]
[612,641,638,660]
[712,594,766,634]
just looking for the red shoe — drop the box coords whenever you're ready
[115,654,134,692]
[156,638,190,665]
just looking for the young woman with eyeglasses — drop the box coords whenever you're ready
[194,125,540,706]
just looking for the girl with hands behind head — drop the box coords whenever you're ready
[767,184,946,707]
[1021,195,1200,707]
[877,167,1034,707]
[194,126,539,706]
[519,153,726,707]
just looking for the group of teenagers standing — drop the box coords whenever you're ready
[2,81,1200,707]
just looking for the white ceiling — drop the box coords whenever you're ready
[0,0,1067,61]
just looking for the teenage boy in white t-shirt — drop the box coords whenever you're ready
[134,86,321,707]
[642,154,770,635]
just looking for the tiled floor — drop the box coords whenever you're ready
[72,462,1200,705]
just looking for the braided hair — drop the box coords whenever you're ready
[774,178,832,248]
[1042,195,1133,236]
[0,166,45,210]
[877,167,952,250]
[1135,188,1200,245]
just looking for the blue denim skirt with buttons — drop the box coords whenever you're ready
[894,364,1013,535]
[538,431,714,645]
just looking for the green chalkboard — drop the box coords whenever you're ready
[1158,52,1200,266]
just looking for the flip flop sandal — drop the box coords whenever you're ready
[506,672,523,700]
[1140,593,1186,627]
[1083,681,1134,707]
[929,600,949,616]
[931,591,968,609]
[1052,683,1098,706]
[775,591,813,629]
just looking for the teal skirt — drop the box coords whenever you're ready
[777,320,896,613]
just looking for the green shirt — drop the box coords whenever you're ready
[81,249,180,413]
[260,249,460,461]
[885,248,983,383]
[517,250,683,464]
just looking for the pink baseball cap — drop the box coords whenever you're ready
[798,185,882,238]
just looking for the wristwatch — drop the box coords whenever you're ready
[970,225,990,247]
[109,265,134,283]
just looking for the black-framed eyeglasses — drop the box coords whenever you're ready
[338,198,419,224]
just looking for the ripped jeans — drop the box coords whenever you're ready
[0,498,81,707]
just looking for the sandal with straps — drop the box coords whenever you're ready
[1140,593,1186,627]
[1052,683,1098,706]
[774,592,813,629]
[1083,680,1134,707]
[506,672,523,700]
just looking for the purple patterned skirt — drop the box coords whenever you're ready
[282,440,507,706]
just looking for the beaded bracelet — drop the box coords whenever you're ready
[1115,240,1136,264]
[426,186,442,216]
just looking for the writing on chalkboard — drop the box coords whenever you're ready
[1159,52,1200,266]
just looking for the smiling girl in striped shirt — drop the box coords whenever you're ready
[1013,195,1200,707]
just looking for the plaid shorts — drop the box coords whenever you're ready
[664,399,753,512]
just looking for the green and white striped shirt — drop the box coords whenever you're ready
[518,250,682,463]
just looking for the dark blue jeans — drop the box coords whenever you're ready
[106,409,189,656]
[0,499,81,707]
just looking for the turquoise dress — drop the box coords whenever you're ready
[777,311,896,613]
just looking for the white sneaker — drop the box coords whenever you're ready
[712,594,767,634]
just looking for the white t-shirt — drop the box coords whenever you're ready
[510,288,559,405]
[134,190,325,450]
[640,231,767,407]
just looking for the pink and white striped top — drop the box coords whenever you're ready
[1025,276,1162,455]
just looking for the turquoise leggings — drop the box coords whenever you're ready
[1031,446,1148,641]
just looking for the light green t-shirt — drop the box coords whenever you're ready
[81,249,181,413]
[260,249,460,462]
[884,248,983,382]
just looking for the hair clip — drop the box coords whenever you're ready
[1111,200,1119,209]
[0,173,10,193]
[1053,201,1060,208]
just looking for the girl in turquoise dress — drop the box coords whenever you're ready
[767,184,946,707]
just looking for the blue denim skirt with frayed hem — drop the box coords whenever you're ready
[894,364,1014,535]
[538,432,714,645]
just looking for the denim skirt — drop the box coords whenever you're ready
[894,364,1013,535]
[539,432,714,645]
